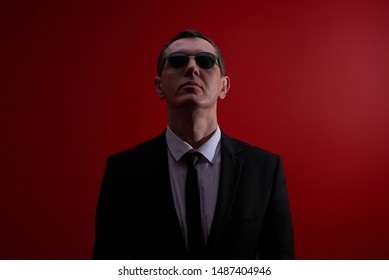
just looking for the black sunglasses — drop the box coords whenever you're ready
[164,52,220,70]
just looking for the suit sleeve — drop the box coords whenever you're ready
[92,157,128,259]
[258,156,295,259]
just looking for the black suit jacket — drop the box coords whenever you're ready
[93,131,294,259]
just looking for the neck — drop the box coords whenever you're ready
[168,106,218,149]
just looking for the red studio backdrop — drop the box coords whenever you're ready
[1,0,389,259]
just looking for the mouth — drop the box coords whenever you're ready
[180,80,203,90]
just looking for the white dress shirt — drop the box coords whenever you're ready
[166,126,221,246]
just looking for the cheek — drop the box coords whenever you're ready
[161,75,175,89]
[207,79,223,94]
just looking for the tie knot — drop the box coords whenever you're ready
[184,152,202,167]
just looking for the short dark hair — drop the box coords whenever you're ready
[156,30,225,76]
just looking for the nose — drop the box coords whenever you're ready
[184,56,200,76]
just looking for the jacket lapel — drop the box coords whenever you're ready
[146,132,188,256]
[206,133,243,256]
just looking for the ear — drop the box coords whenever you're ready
[218,76,230,100]
[154,76,165,99]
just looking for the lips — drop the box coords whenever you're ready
[180,80,203,89]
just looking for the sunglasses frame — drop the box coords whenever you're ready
[163,52,220,71]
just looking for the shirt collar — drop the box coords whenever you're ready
[166,126,221,164]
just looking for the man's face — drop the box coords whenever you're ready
[154,38,230,109]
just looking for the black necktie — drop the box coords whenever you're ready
[184,152,205,259]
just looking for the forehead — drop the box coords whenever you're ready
[165,38,217,55]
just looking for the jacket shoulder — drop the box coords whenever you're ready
[222,133,280,164]
[107,132,166,165]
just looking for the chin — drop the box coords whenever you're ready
[180,87,203,95]
[171,96,202,108]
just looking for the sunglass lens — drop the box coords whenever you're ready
[168,53,188,69]
[196,53,216,69]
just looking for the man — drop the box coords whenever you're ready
[93,30,294,260]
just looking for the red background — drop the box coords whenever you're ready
[1,0,389,259]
